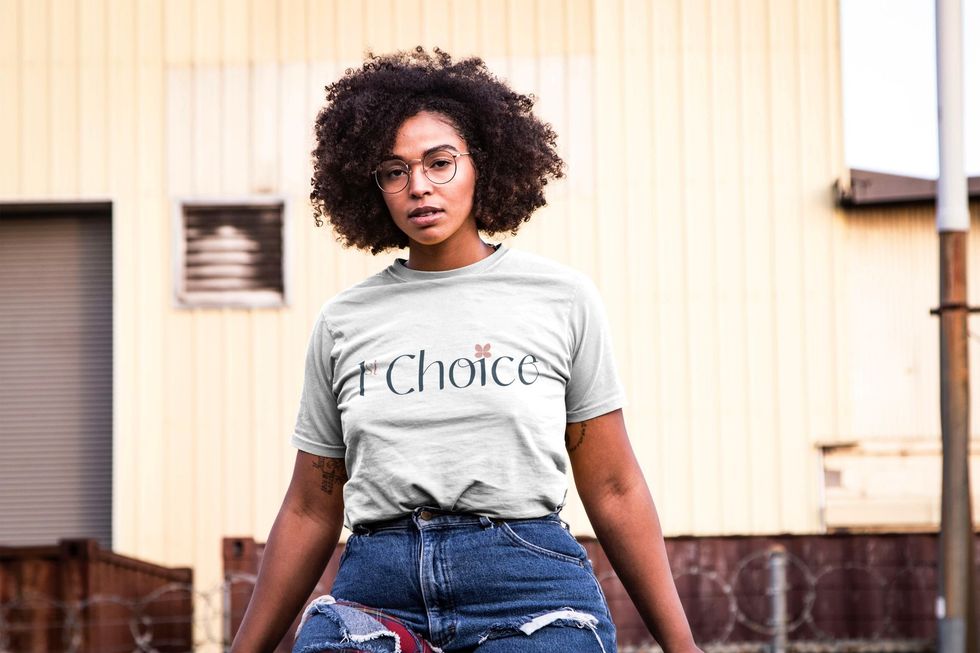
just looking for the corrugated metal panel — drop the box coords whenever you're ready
[0,0,20,196]
[841,201,980,440]
[0,209,113,547]
[583,0,843,535]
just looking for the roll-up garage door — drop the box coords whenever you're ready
[0,204,112,546]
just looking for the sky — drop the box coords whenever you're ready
[841,0,980,178]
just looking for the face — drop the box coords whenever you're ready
[378,111,479,252]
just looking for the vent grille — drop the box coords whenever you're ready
[178,203,285,307]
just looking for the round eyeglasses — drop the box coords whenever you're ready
[373,150,472,194]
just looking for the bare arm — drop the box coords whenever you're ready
[567,409,701,653]
[230,451,347,653]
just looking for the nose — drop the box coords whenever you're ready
[407,162,433,197]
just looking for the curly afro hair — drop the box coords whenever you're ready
[310,47,565,254]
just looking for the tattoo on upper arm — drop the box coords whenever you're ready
[566,422,587,452]
[312,457,347,495]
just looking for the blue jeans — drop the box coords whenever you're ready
[293,508,617,652]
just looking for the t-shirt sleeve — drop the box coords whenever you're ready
[565,277,627,422]
[291,312,346,458]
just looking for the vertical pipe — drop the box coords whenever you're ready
[938,232,975,653]
[936,1,976,652]
[936,0,969,232]
[768,545,787,653]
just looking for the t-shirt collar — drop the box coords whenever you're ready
[386,243,508,282]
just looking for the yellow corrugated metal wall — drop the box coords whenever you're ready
[2,0,856,635]
[823,201,980,530]
[588,0,846,535]
[844,203,980,439]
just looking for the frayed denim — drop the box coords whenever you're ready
[293,508,616,652]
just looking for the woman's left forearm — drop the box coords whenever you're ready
[567,410,700,652]
[582,479,699,653]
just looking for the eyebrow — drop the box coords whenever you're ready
[381,144,461,162]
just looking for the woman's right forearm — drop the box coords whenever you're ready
[230,500,344,652]
[230,452,347,652]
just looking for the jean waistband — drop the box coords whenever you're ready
[352,507,564,535]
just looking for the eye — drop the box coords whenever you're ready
[380,164,408,180]
[425,153,454,169]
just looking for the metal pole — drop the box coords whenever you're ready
[768,545,787,653]
[937,233,974,653]
[935,2,976,652]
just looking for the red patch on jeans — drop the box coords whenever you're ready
[336,601,438,652]
[371,614,438,652]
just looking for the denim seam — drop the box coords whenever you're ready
[363,526,412,535]
[498,523,586,566]
[337,540,354,565]
[588,571,613,621]
[434,552,458,644]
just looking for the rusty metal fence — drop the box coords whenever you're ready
[222,532,975,653]
[3,533,977,652]
[599,533,965,645]
[0,539,192,653]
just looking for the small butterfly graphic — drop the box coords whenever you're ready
[366,360,378,375]
[474,343,492,359]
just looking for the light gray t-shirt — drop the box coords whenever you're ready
[291,244,625,528]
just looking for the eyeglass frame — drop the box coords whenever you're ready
[371,149,473,194]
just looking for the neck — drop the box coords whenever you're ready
[405,239,496,272]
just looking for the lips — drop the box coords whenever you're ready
[409,206,441,218]
[408,206,443,226]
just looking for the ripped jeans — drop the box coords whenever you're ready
[293,508,617,652]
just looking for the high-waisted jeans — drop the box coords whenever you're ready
[293,507,617,652]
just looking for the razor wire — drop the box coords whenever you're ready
[0,550,940,653]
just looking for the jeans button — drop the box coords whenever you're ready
[419,510,433,521]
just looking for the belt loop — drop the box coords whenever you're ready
[479,515,495,529]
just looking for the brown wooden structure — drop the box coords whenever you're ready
[0,539,193,653]
[224,532,980,651]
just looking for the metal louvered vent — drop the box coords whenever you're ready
[177,201,286,308]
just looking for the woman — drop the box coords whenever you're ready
[231,48,700,653]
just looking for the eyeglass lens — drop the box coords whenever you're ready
[376,150,459,193]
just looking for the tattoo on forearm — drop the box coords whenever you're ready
[566,422,587,452]
[312,457,347,495]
